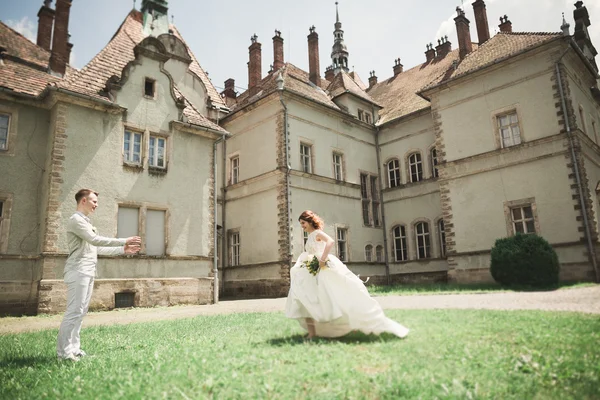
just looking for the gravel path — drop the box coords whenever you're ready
[1,286,598,334]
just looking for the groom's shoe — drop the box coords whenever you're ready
[74,350,87,358]
[58,354,79,362]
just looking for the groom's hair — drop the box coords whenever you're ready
[75,189,99,204]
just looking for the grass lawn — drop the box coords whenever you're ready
[367,282,596,296]
[0,310,598,399]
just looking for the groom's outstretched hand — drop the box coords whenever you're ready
[126,236,142,245]
[124,243,141,255]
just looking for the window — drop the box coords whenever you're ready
[498,111,521,148]
[408,152,423,183]
[430,147,439,178]
[0,114,9,151]
[393,225,407,262]
[511,205,536,234]
[375,245,383,262]
[438,219,446,258]
[0,195,11,253]
[300,143,312,173]
[365,113,372,124]
[415,222,431,259]
[361,174,370,225]
[230,231,240,266]
[146,209,166,256]
[371,176,380,227]
[358,109,364,121]
[117,207,139,238]
[303,230,308,246]
[337,228,347,262]
[579,106,587,135]
[333,152,344,181]
[144,78,156,98]
[124,131,142,165]
[357,109,372,124]
[0,200,4,251]
[365,245,373,262]
[230,156,239,185]
[387,159,401,188]
[149,136,166,168]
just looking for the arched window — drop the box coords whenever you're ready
[415,221,431,259]
[408,152,423,182]
[392,225,408,261]
[375,245,383,262]
[438,219,446,258]
[430,147,438,178]
[387,159,401,188]
[365,245,373,262]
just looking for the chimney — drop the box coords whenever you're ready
[368,71,377,89]
[308,26,321,86]
[393,58,403,76]
[455,7,473,60]
[435,36,452,58]
[325,65,335,82]
[37,0,55,51]
[273,30,284,72]
[222,79,236,99]
[247,34,262,93]
[472,0,490,44]
[425,43,436,63]
[49,0,72,76]
[499,15,512,33]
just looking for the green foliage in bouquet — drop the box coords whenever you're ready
[302,256,321,276]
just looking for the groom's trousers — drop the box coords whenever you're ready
[56,270,94,358]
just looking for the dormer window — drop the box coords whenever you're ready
[357,109,372,124]
[144,78,156,98]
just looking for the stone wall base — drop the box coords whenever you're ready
[222,279,289,299]
[367,271,448,286]
[0,280,39,316]
[37,277,214,314]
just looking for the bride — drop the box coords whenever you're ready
[285,210,409,339]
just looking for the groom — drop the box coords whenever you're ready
[56,189,141,361]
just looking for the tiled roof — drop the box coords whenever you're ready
[58,10,225,131]
[327,70,381,107]
[348,71,367,91]
[173,86,227,133]
[0,21,74,96]
[368,48,463,125]
[444,32,563,83]
[230,63,342,114]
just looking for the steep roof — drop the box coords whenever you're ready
[229,63,342,114]
[368,48,463,125]
[58,10,226,132]
[0,21,75,97]
[327,70,381,107]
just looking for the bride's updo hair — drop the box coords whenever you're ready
[298,210,324,230]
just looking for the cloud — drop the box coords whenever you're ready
[6,16,37,43]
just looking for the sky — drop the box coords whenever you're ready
[2,0,599,94]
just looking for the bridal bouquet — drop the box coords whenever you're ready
[302,255,326,276]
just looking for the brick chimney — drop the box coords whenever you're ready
[49,0,72,76]
[393,58,403,76]
[222,79,236,99]
[454,7,473,60]
[308,26,321,86]
[247,34,262,93]
[472,0,490,44]
[37,0,55,51]
[273,30,284,72]
[368,71,377,89]
[435,36,452,58]
[325,65,335,82]
[499,15,512,33]
[425,43,436,63]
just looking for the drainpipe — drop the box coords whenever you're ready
[277,73,293,268]
[375,126,391,285]
[555,42,600,282]
[212,106,227,304]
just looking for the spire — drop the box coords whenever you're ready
[141,0,169,36]
[561,12,571,36]
[331,1,349,75]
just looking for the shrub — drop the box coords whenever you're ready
[490,234,559,287]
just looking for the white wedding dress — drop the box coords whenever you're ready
[285,230,409,338]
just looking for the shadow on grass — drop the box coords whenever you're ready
[0,355,59,368]
[268,331,403,346]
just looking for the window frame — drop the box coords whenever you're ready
[375,245,383,262]
[0,105,18,156]
[387,158,401,188]
[430,146,439,178]
[492,107,524,149]
[123,129,143,166]
[230,155,240,185]
[144,77,156,99]
[300,142,313,174]
[148,134,167,169]
[332,152,344,181]
[414,221,431,260]
[0,193,13,254]
[408,152,423,183]
[437,218,446,258]
[392,225,408,262]
[336,227,348,262]
[229,230,241,267]
[0,113,10,152]
[365,244,373,262]
[503,198,540,236]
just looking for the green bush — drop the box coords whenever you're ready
[490,234,560,287]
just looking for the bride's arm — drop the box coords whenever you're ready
[315,230,335,264]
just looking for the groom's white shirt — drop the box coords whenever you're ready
[64,212,127,277]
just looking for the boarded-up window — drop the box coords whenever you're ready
[117,207,139,238]
[146,210,166,256]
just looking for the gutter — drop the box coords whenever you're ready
[212,106,228,304]
[555,40,600,283]
[374,126,391,284]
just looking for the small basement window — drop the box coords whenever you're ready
[114,292,135,308]
[144,78,156,98]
